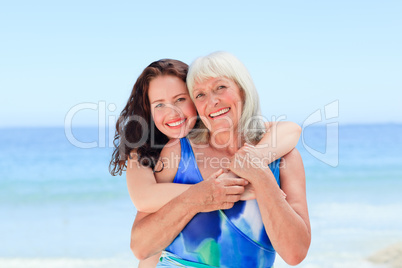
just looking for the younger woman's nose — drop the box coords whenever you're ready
[166,105,181,117]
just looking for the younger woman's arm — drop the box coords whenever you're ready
[252,121,301,163]
[127,122,299,212]
[126,149,190,213]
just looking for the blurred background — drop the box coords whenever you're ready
[1,1,401,267]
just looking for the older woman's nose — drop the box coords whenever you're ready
[208,93,220,107]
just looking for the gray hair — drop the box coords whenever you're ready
[187,51,265,144]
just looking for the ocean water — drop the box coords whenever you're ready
[0,124,401,268]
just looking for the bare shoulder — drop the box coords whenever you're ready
[127,148,145,173]
[128,148,139,163]
[161,139,182,157]
[264,121,273,130]
[154,139,182,183]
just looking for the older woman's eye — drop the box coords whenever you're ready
[195,93,205,99]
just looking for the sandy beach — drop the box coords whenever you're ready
[368,242,402,268]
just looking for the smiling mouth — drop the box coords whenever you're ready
[166,118,186,127]
[209,108,230,118]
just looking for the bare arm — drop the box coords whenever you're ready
[251,121,301,164]
[126,149,191,213]
[230,148,311,265]
[237,121,300,200]
[131,169,248,260]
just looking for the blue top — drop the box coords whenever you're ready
[163,137,281,268]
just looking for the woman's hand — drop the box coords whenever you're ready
[216,169,286,201]
[230,144,288,200]
[230,143,271,183]
[183,169,248,212]
[217,171,254,201]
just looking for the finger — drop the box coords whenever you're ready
[225,185,245,195]
[225,194,242,203]
[217,172,229,179]
[221,202,235,210]
[227,168,244,179]
[217,171,240,179]
[212,169,224,179]
[222,178,248,186]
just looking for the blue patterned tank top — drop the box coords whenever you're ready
[162,137,281,268]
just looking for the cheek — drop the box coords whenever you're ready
[151,110,165,128]
[228,94,243,112]
[184,103,197,118]
[194,101,206,117]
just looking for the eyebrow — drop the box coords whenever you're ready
[151,93,187,104]
[193,78,226,91]
[212,79,225,85]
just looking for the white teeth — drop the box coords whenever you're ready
[167,119,185,127]
[210,108,230,118]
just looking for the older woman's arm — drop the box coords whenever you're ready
[230,148,311,265]
[237,121,300,200]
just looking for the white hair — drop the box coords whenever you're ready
[187,51,265,144]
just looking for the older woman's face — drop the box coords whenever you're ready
[192,77,243,133]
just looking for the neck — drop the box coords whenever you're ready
[209,129,243,156]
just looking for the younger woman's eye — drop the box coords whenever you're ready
[155,103,164,108]
[176,98,185,102]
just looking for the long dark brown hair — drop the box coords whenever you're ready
[109,59,189,176]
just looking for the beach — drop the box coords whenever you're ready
[1,124,401,267]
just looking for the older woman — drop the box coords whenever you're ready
[132,52,310,267]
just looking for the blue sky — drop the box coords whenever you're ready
[1,0,401,127]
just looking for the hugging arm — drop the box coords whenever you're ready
[250,121,301,163]
[126,149,191,213]
[237,121,300,200]
[230,148,311,265]
[128,121,301,259]
[127,122,299,212]
[131,169,247,260]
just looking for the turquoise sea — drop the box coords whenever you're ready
[1,124,401,268]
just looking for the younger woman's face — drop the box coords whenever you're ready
[148,75,197,139]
